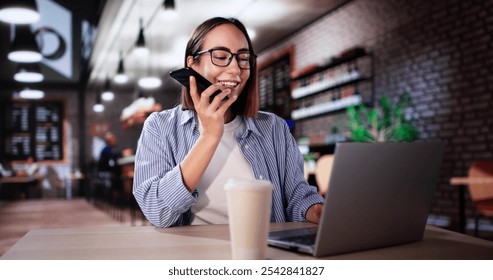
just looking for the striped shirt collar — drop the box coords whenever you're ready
[178,106,262,138]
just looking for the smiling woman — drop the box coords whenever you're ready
[132,17,324,229]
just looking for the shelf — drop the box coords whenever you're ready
[291,95,362,120]
[292,49,368,81]
[292,76,370,99]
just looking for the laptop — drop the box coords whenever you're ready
[268,142,445,257]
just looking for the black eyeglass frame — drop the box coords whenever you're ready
[193,48,257,69]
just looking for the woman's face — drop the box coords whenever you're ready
[188,23,251,99]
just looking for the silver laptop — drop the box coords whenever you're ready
[268,142,445,257]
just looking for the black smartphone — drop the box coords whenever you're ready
[169,67,221,103]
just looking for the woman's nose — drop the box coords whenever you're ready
[225,57,242,74]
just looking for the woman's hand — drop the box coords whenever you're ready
[189,76,237,141]
[306,204,323,224]
[179,76,238,192]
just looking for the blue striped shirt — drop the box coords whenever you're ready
[133,105,325,228]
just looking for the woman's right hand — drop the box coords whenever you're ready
[188,75,238,141]
[179,76,238,192]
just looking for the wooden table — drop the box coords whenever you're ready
[0,176,40,199]
[0,176,38,184]
[450,177,493,234]
[2,223,493,260]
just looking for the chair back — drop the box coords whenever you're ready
[468,161,493,201]
[315,154,334,196]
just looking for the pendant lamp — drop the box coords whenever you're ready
[138,76,162,89]
[14,63,44,83]
[164,0,175,10]
[101,77,115,101]
[19,88,44,99]
[8,25,42,63]
[134,18,149,56]
[114,54,128,84]
[93,92,104,112]
[0,0,40,24]
[162,0,178,19]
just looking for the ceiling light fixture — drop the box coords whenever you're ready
[19,88,44,99]
[8,25,42,63]
[113,53,128,84]
[0,0,40,24]
[134,18,149,56]
[162,0,178,20]
[14,63,44,83]
[163,0,175,10]
[138,76,162,89]
[247,28,257,40]
[93,92,104,112]
[101,77,115,101]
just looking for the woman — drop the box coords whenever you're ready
[133,17,324,228]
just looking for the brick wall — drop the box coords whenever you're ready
[260,0,493,231]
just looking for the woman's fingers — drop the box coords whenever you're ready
[189,76,200,106]
[190,77,237,122]
[216,93,238,116]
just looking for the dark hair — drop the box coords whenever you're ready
[181,17,258,117]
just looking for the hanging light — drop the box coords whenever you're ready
[138,76,162,89]
[113,54,128,84]
[8,25,42,63]
[19,88,44,99]
[14,63,44,83]
[93,92,104,112]
[101,77,115,101]
[163,0,175,10]
[247,28,257,40]
[162,0,178,19]
[136,15,160,90]
[134,18,149,56]
[0,0,40,24]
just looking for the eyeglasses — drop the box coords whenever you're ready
[193,48,256,70]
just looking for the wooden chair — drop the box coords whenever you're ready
[468,161,493,236]
[315,155,334,196]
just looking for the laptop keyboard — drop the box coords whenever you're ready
[284,232,316,245]
[270,227,318,246]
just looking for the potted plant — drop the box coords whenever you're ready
[346,92,419,142]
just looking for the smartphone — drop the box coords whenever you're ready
[169,67,221,103]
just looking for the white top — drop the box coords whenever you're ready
[191,115,256,225]
[0,163,13,177]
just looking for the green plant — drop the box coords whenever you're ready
[303,152,317,162]
[346,92,419,142]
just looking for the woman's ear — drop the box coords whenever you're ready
[186,56,194,68]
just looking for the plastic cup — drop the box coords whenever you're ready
[224,179,273,260]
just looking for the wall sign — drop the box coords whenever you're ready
[1,100,65,162]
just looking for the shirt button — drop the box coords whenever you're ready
[244,144,249,149]
[259,175,264,179]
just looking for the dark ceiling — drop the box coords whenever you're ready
[0,0,351,94]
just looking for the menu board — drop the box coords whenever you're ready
[258,50,292,119]
[1,101,64,162]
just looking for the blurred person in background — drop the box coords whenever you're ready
[98,132,121,176]
[0,159,14,178]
